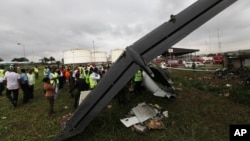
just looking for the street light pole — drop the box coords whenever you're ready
[72,51,75,68]
[92,41,95,63]
[17,43,26,58]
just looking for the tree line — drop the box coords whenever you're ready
[0,56,56,63]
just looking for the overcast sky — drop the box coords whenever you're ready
[0,0,249,62]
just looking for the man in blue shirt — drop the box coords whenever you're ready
[20,69,29,104]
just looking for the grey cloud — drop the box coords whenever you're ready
[0,0,249,62]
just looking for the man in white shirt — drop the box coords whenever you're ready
[4,66,20,107]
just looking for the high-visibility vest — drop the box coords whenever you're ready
[0,69,4,77]
[50,72,59,84]
[134,70,142,82]
[79,67,85,79]
[43,68,47,76]
[89,74,97,89]
[84,70,90,84]
[34,67,39,73]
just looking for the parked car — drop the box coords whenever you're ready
[184,62,192,68]
[195,62,205,67]
[183,61,204,68]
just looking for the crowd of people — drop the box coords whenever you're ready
[0,63,143,117]
[0,65,36,107]
[43,64,108,113]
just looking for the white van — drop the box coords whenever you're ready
[183,61,204,68]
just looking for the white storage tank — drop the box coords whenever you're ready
[63,49,91,64]
[110,49,124,63]
[92,51,107,63]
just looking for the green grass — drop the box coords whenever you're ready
[1,66,250,141]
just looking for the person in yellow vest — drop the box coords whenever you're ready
[0,66,5,96]
[27,68,35,99]
[89,67,100,90]
[78,65,85,79]
[133,69,143,94]
[34,66,39,80]
[49,67,59,99]
[43,67,47,76]
[78,65,88,90]
[84,69,90,90]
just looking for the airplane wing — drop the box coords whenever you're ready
[54,0,237,140]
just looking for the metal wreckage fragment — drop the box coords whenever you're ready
[54,0,237,140]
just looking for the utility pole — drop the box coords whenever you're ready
[92,41,95,63]
[17,43,26,58]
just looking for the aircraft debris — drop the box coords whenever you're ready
[59,113,72,130]
[1,117,7,120]
[53,0,237,140]
[120,102,168,133]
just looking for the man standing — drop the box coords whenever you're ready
[69,73,85,109]
[20,69,29,104]
[27,69,35,99]
[49,67,59,99]
[34,66,39,80]
[89,67,100,90]
[4,66,20,107]
[133,69,143,94]
[0,66,5,96]
[192,61,196,72]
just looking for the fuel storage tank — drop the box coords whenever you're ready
[63,49,91,64]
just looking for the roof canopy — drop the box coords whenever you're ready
[162,47,199,56]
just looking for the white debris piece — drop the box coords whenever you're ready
[120,116,140,127]
[131,103,158,123]
[120,102,168,130]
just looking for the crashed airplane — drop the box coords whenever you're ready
[54,0,237,140]
[143,65,176,98]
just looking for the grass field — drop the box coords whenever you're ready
[0,66,250,141]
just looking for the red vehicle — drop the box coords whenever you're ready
[213,55,223,64]
[192,57,205,63]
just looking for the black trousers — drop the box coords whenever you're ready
[28,85,34,99]
[21,83,29,104]
[59,76,65,89]
[6,89,18,106]
[0,83,4,95]
[134,81,142,94]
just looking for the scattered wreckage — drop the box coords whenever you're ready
[143,65,176,98]
[54,0,237,140]
[120,102,168,133]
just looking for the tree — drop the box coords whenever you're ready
[0,58,3,62]
[49,56,55,64]
[56,61,61,68]
[11,57,29,62]
[39,57,49,64]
